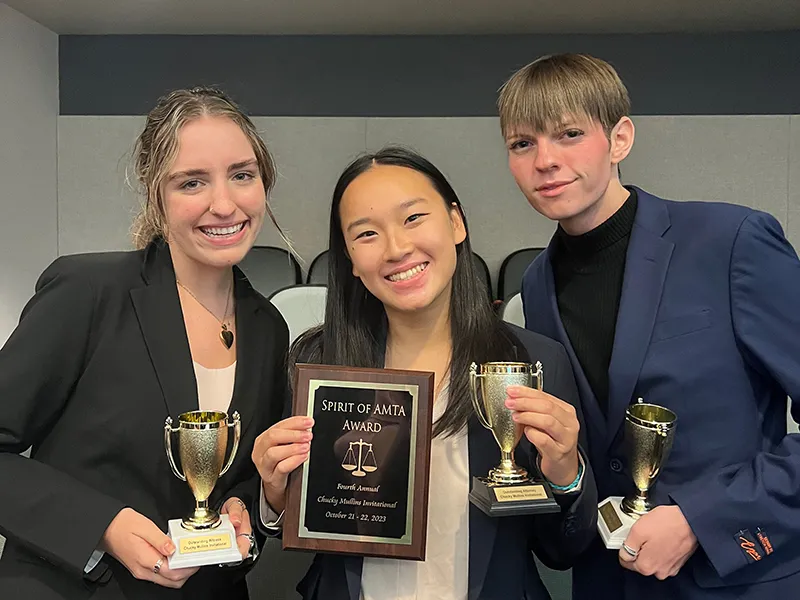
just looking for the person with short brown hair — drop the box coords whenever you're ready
[502,53,800,600]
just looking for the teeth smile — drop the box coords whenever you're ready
[387,263,428,282]
[201,223,245,237]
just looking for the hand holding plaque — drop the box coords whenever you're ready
[468,361,560,516]
[253,415,315,514]
[163,410,244,568]
[597,401,677,549]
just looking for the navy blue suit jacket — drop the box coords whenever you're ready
[521,188,800,599]
[296,325,597,600]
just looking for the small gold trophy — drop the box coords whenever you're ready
[598,401,677,549]
[164,410,243,568]
[468,361,559,516]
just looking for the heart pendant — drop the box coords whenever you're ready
[220,329,234,349]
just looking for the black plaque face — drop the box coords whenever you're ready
[301,384,414,542]
[284,365,433,560]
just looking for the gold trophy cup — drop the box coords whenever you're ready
[163,410,243,568]
[468,361,559,516]
[598,401,677,549]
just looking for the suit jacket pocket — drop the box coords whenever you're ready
[651,309,712,344]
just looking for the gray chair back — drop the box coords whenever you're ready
[498,248,544,301]
[238,246,301,298]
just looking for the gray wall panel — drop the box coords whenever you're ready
[788,116,800,250]
[623,116,790,229]
[0,5,59,342]
[57,116,144,255]
[251,117,367,271]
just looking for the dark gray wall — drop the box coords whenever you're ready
[60,32,800,116]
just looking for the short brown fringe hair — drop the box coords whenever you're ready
[498,54,631,138]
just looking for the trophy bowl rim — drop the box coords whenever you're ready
[176,410,229,428]
[625,403,677,428]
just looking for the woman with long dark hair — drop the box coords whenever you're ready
[253,147,597,599]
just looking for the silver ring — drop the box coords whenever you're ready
[232,498,246,511]
[622,543,639,559]
[153,557,164,574]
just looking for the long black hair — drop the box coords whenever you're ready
[291,146,526,437]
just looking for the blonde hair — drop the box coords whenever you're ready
[498,53,631,138]
[130,86,283,249]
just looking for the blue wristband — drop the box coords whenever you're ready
[547,459,584,492]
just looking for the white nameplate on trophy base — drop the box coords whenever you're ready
[598,497,638,550]
[167,514,242,569]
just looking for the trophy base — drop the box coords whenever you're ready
[597,496,640,549]
[167,514,242,569]
[469,476,560,517]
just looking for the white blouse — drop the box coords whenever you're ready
[193,361,236,413]
[360,388,470,600]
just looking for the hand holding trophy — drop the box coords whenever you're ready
[468,361,560,516]
[597,400,677,549]
[163,410,244,568]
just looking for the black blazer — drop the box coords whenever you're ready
[297,325,597,600]
[0,241,289,599]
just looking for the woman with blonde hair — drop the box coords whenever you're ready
[0,87,288,599]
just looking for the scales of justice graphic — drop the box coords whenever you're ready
[341,438,378,477]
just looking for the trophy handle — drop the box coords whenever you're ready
[469,363,492,430]
[164,416,186,482]
[533,361,544,391]
[649,426,671,481]
[219,411,241,477]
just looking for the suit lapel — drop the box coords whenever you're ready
[540,248,607,458]
[605,191,674,451]
[467,416,499,599]
[130,242,198,419]
[227,267,265,441]
[344,555,363,600]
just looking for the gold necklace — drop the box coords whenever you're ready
[176,279,235,349]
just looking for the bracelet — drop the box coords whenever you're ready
[239,532,259,562]
[547,459,584,492]
[219,533,258,567]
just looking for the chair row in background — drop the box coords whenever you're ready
[239,246,544,344]
[239,246,544,301]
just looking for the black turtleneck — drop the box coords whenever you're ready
[551,188,638,416]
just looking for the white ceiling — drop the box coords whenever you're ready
[5,0,800,35]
